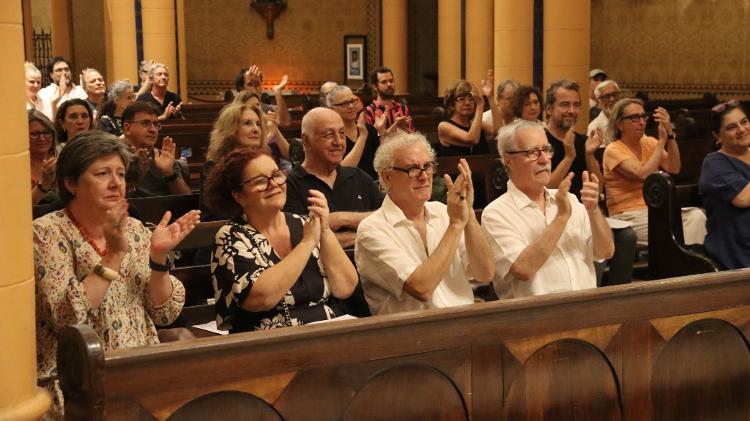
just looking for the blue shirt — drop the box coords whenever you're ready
[699,151,750,269]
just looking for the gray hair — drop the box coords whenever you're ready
[319,81,338,105]
[373,131,435,186]
[325,85,353,108]
[107,80,133,102]
[594,80,620,98]
[80,68,102,90]
[149,63,168,79]
[496,119,546,157]
[25,61,41,77]
[496,79,520,98]
[56,130,132,206]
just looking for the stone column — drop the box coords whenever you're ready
[51,0,72,59]
[141,0,178,92]
[438,0,461,95]
[493,0,533,85]
[381,0,408,94]
[175,0,188,98]
[0,2,52,419]
[104,0,138,84]
[544,0,590,131]
[465,0,493,85]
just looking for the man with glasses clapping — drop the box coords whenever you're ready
[482,120,614,299]
[123,101,192,197]
[355,132,494,315]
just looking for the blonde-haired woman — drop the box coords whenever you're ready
[25,62,45,112]
[200,102,268,221]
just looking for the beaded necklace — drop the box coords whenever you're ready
[66,208,108,257]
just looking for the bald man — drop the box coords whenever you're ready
[284,107,384,248]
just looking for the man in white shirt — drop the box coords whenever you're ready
[355,132,494,315]
[37,56,87,120]
[482,120,614,298]
[587,80,621,147]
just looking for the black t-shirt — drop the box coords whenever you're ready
[344,123,380,180]
[137,91,183,118]
[437,119,490,157]
[284,165,384,215]
[547,129,587,199]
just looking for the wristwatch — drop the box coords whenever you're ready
[93,263,119,281]
[667,133,676,140]
[163,172,179,182]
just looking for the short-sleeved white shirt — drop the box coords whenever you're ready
[481,181,596,299]
[38,83,88,120]
[355,195,474,315]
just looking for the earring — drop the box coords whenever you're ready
[715,140,722,148]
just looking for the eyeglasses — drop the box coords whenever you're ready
[455,96,475,103]
[597,91,621,101]
[621,113,649,123]
[241,169,287,191]
[127,119,162,130]
[712,99,740,113]
[30,130,54,139]
[390,162,437,179]
[334,98,358,108]
[505,145,555,160]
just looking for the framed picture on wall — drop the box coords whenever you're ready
[344,35,367,86]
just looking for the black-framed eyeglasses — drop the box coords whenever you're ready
[241,169,287,191]
[127,119,162,130]
[334,98,358,108]
[597,91,621,101]
[30,130,54,139]
[712,99,740,113]
[390,161,438,178]
[621,113,649,123]
[505,145,554,160]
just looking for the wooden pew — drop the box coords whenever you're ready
[126,193,200,225]
[58,269,750,419]
[436,154,506,206]
[644,171,719,279]
[169,220,227,326]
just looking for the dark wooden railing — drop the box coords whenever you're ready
[58,270,750,420]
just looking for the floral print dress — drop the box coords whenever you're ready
[33,210,185,420]
[212,212,341,333]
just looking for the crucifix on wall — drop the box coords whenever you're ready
[251,0,287,39]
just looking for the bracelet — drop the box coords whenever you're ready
[149,258,170,272]
[93,263,119,281]
[667,133,676,140]
[163,172,179,182]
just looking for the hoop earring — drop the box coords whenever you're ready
[715,140,722,148]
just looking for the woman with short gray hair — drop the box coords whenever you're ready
[33,131,200,419]
[98,80,137,136]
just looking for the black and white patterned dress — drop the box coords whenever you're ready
[211,212,342,332]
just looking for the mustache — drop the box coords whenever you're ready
[534,165,551,174]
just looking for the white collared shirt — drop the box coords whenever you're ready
[38,83,88,120]
[355,195,474,315]
[587,111,611,147]
[481,181,596,299]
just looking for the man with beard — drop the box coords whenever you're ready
[38,56,87,120]
[123,101,192,197]
[587,80,621,147]
[284,107,384,249]
[363,67,414,133]
[482,120,613,298]
[545,79,636,286]
[355,132,494,315]
[544,79,604,197]
[137,63,183,121]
